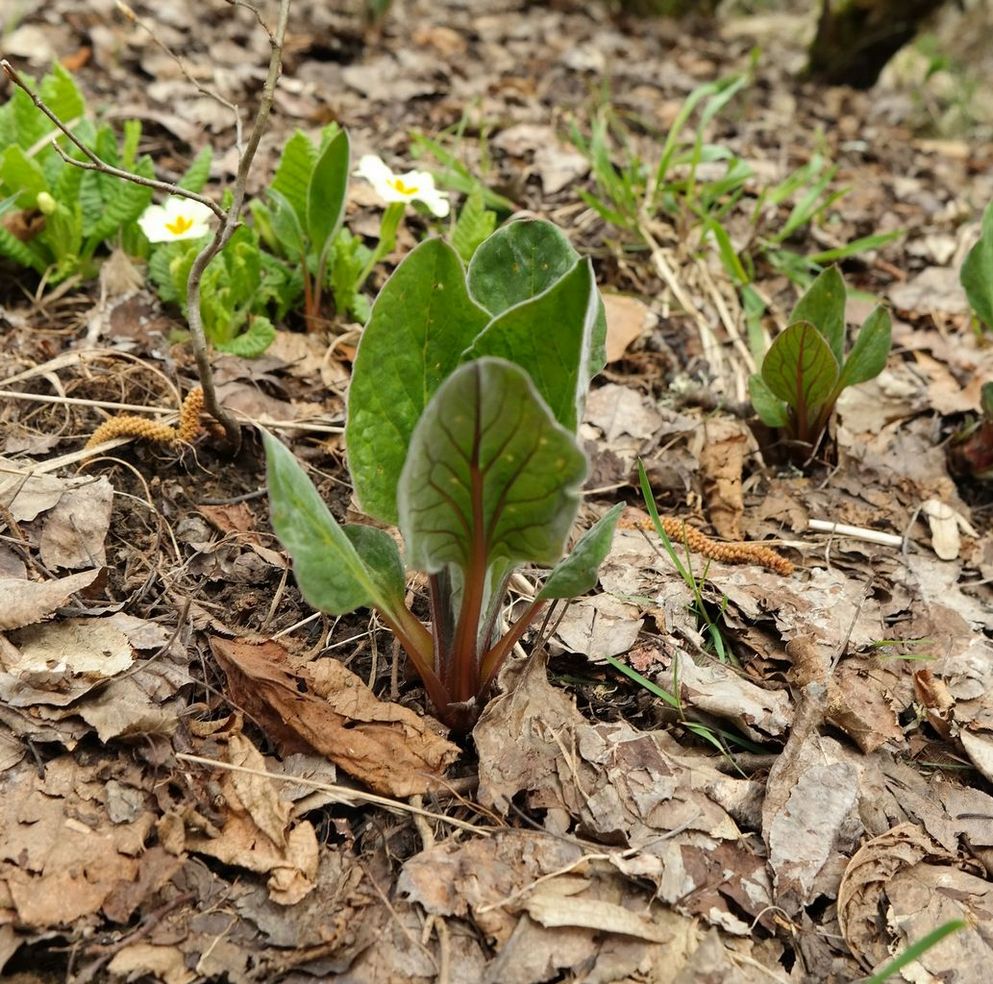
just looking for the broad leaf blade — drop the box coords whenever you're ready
[748,374,789,428]
[398,357,587,576]
[837,305,891,390]
[307,128,349,254]
[179,146,213,193]
[790,265,846,366]
[466,258,598,433]
[468,218,607,375]
[270,130,318,225]
[263,431,399,616]
[761,321,839,429]
[962,201,993,328]
[346,238,490,524]
[215,316,277,358]
[538,503,623,600]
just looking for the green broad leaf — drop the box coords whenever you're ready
[307,128,349,255]
[748,373,789,428]
[39,64,85,127]
[0,222,48,272]
[761,321,839,428]
[271,130,318,226]
[346,237,490,524]
[214,314,276,359]
[790,265,846,366]
[467,218,582,317]
[179,146,213,193]
[11,86,50,153]
[266,189,307,259]
[0,145,49,205]
[38,202,82,264]
[466,257,598,433]
[961,200,993,328]
[341,524,407,610]
[330,227,372,321]
[538,503,623,600]
[83,159,154,252]
[451,186,496,263]
[263,431,402,616]
[398,357,587,576]
[836,305,891,390]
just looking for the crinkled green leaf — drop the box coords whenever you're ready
[451,186,496,263]
[748,374,789,428]
[790,265,846,366]
[39,64,85,127]
[264,431,401,616]
[84,157,154,251]
[398,357,587,576]
[179,146,213,193]
[837,305,891,390]
[0,145,48,205]
[270,130,318,225]
[538,503,623,600]
[962,200,993,328]
[0,222,47,272]
[346,238,490,524]
[466,257,598,433]
[214,316,275,359]
[468,218,607,376]
[307,128,349,254]
[761,320,839,428]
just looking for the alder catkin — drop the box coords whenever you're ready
[85,386,204,451]
[622,515,795,576]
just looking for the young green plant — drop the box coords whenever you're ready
[265,219,618,732]
[961,198,993,332]
[748,265,892,461]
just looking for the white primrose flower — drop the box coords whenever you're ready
[354,154,450,217]
[138,196,214,243]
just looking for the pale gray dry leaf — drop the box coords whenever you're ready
[0,568,100,632]
[0,467,71,522]
[474,654,773,932]
[888,265,970,316]
[552,594,644,660]
[585,382,663,442]
[839,823,993,982]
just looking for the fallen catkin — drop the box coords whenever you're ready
[85,386,204,451]
[622,515,795,576]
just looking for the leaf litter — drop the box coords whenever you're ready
[0,0,992,980]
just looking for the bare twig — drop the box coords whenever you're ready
[0,0,293,453]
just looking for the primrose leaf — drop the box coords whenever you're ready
[748,374,789,428]
[0,146,48,206]
[307,128,349,255]
[0,221,47,272]
[215,316,276,359]
[346,238,490,524]
[961,201,993,328]
[398,357,587,577]
[467,257,599,433]
[39,64,85,126]
[468,218,607,375]
[837,305,891,390]
[265,189,307,258]
[264,431,401,616]
[179,146,213,193]
[451,186,496,263]
[270,130,318,225]
[790,265,846,366]
[761,321,839,428]
[538,503,623,600]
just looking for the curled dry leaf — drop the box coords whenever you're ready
[211,637,459,797]
[0,569,100,631]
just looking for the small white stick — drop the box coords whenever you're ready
[808,519,902,547]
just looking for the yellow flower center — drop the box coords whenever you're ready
[165,215,195,235]
[388,177,419,196]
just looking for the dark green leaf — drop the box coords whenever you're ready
[270,130,318,225]
[961,201,993,328]
[790,265,846,366]
[264,431,401,616]
[398,357,587,575]
[761,321,839,429]
[266,189,307,258]
[748,374,789,428]
[307,128,349,255]
[538,503,623,600]
[346,238,490,524]
[466,257,598,433]
[836,305,891,390]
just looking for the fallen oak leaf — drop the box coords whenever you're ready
[210,637,459,797]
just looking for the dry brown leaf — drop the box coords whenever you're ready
[211,637,459,796]
[696,417,748,540]
[0,568,100,631]
[38,476,113,570]
[602,293,656,362]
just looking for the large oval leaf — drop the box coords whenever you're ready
[466,258,598,433]
[264,431,405,616]
[346,238,490,523]
[790,265,846,367]
[761,321,839,429]
[398,358,587,577]
[468,219,607,375]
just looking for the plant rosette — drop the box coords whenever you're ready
[266,219,617,732]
